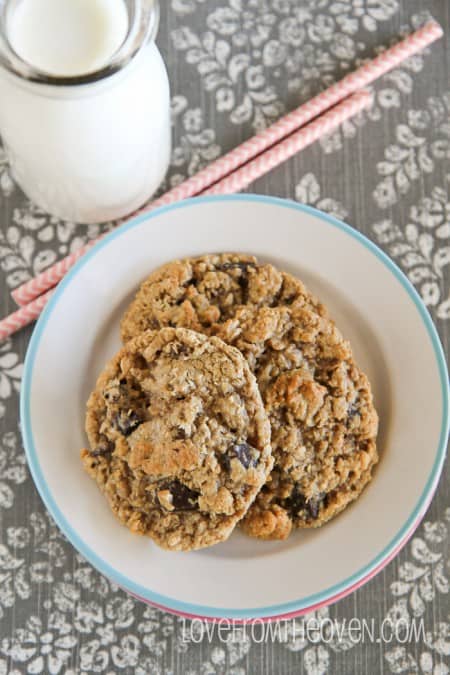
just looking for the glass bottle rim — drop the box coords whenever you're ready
[0,0,159,86]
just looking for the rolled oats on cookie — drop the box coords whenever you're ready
[81,327,272,551]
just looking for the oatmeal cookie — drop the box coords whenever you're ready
[120,253,326,343]
[120,254,378,539]
[213,305,378,539]
[81,327,272,551]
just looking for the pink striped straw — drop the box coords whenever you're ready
[203,91,372,196]
[0,289,55,342]
[0,91,371,342]
[11,20,443,308]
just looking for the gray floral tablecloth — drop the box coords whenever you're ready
[0,1,449,673]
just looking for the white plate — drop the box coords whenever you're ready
[21,195,449,620]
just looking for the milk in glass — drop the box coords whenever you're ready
[0,0,170,223]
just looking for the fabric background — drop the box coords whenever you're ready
[0,1,449,673]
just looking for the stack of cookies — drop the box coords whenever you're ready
[81,254,378,551]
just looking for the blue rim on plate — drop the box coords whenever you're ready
[20,195,450,620]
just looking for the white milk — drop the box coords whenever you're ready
[8,0,129,77]
[0,0,171,223]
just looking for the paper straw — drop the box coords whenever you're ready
[11,20,443,307]
[203,91,372,196]
[0,289,54,342]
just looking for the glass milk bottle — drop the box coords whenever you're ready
[0,0,171,223]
